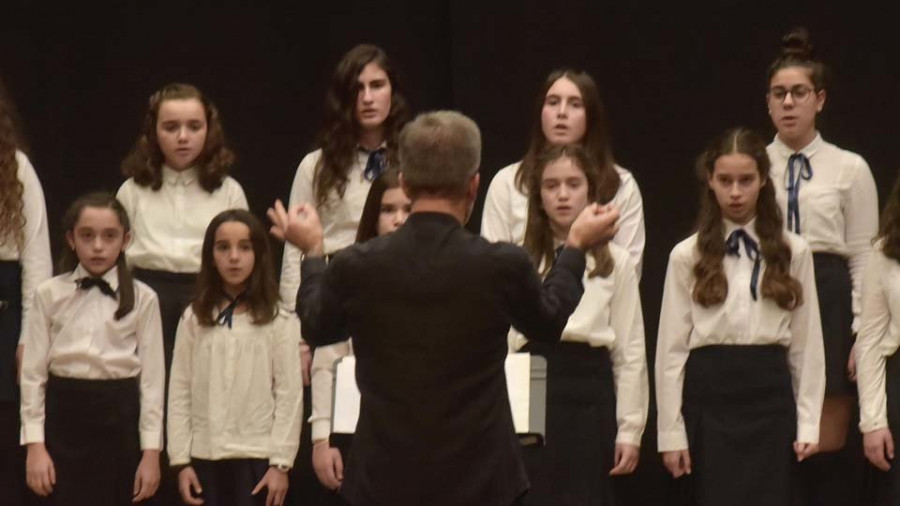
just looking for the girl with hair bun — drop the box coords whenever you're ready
[765,27,877,504]
[656,127,825,505]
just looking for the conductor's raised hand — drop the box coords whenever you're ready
[267,200,325,257]
[566,203,620,251]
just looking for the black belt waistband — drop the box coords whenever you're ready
[47,374,138,391]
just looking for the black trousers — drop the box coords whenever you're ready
[0,262,27,505]
[189,458,269,506]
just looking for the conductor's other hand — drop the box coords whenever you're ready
[268,200,325,257]
[567,203,620,251]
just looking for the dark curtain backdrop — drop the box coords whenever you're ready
[3,1,897,503]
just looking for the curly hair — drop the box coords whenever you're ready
[0,91,25,249]
[121,83,235,193]
[692,128,802,310]
[515,69,620,204]
[193,210,279,327]
[313,44,410,207]
[523,144,613,279]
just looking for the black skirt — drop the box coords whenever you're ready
[43,375,141,506]
[0,260,22,403]
[190,458,270,506]
[682,345,796,506]
[132,268,197,373]
[520,340,617,506]
[813,253,854,396]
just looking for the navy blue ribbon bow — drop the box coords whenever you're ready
[725,229,761,301]
[363,148,387,181]
[786,153,813,234]
[76,277,117,299]
[216,293,245,329]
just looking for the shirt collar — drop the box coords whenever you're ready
[72,263,120,291]
[723,216,760,243]
[162,165,198,186]
[771,132,823,159]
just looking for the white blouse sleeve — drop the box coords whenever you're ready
[135,288,165,450]
[608,255,648,446]
[655,243,695,452]
[856,251,892,433]
[279,153,318,310]
[17,152,52,330]
[481,168,515,243]
[268,313,304,467]
[788,240,826,444]
[611,170,646,280]
[842,155,878,333]
[19,283,52,444]
[166,311,196,466]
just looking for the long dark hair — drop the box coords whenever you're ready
[0,81,25,248]
[193,209,279,327]
[313,44,410,208]
[59,193,135,320]
[876,174,900,262]
[692,128,802,310]
[515,69,620,203]
[355,167,402,243]
[767,27,829,91]
[523,144,613,279]
[121,83,235,193]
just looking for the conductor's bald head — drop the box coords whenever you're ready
[398,111,481,199]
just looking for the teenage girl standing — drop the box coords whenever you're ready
[656,128,825,506]
[0,81,52,506]
[765,28,878,504]
[511,144,647,505]
[481,69,645,277]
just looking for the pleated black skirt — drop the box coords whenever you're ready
[0,262,26,506]
[813,253,854,396]
[520,340,617,506]
[682,344,796,506]
[43,375,141,506]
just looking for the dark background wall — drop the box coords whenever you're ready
[2,1,897,501]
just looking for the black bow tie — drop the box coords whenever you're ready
[76,277,117,299]
[216,293,246,329]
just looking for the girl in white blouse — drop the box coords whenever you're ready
[511,144,647,505]
[764,28,877,504]
[167,209,303,506]
[309,168,410,495]
[0,82,51,506]
[20,192,165,505]
[656,128,824,505]
[855,176,900,504]
[481,68,645,278]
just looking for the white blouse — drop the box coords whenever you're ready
[855,246,900,433]
[768,134,878,330]
[655,220,825,452]
[508,243,648,445]
[279,149,374,309]
[167,307,304,468]
[0,151,52,330]
[481,161,645,279]
[117,167,248,273]
[309,340,354,441]
[19,265,165,450]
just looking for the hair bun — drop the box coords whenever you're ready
[781,27,814,60]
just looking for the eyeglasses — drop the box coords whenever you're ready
[768,85,816,104]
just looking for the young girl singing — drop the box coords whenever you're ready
[764,28,878,504]
[167,209,303,506]
[0,80,52,506]
[855,174,900,505]
[656,128,825,505]
[309,168,411,495]
[509,144,647,505]
[20,192,165,505]
[482,68,645,277]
